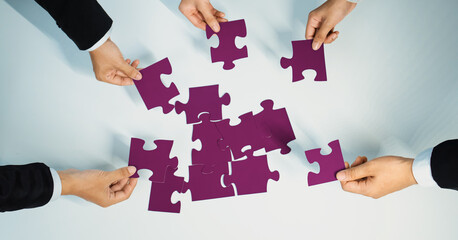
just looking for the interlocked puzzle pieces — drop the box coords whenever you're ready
[223,149,279,195]
[183,163,235,201]
[134,58,179,113]
[281,40,327,82]
[149,166,184,213]
[175,85,230,124]
[128,138,178,183]
[217,100,296,159]
[206,19,248,70]
[191,113,231,173]
[305,140,345,186]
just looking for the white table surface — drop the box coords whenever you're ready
[1,0,457,239]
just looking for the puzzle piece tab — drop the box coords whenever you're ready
[128,138,178,183]
[254,100,296,154]
[191,113,231,173]
[148,166,184,213]
[175,85,230,124]
[280,40,327,82]
[305,140,345,186]
[134,58,179,113]
[216,112,265,160]
[223,149,279,195]
[183,163,235,201]
[206,19,248,70]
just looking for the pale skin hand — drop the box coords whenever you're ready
[306,0,357,50]
[337,156,418,199]
[58,166,138,208]
[89,38,142,86]
[179,0,228,32]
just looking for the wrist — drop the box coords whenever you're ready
[405,157,417,186]
[58,170,79,195]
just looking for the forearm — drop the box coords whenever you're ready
[0,163,54,212]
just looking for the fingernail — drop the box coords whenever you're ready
[312,42,321,50]
[128,166,136,174]
[135,73,142,80]
[212,24,220,32]
[336,171,346,181]
[332,35,337,40]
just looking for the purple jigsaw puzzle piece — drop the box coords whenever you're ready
[305,140,346,186]
[148,166,184,213]
[206,19,248,70]
[183,163,235,201]
[128,138,178,183]
[191,113,232,173]
[254,100,296,154]
[175,85,230,124]
[216,112,265,160]
[223,149,279,195]
[280,40,327,82]
[134,58,179,113]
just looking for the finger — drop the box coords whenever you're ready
[215,11,225,18]
[186,14,206,31]
[324,31,339,44]
[117,61,142,80]
[113,178,138,201]
[351,156,366,167]
[109,74,134,86]
[336,162,372,181]
[217,17,228,23]
[312,20,335,50]
[125,59,131,64]
[110,178,129,191]
[305,14,320,40]
[109,166,136,181]
[341,180,368,195]
[131,59,140,69]
[199,3,220,32]
[344,162,350,169]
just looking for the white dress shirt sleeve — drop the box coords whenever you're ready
[86,25,113,52]
[48,168,62,202]
[412,148,439,187]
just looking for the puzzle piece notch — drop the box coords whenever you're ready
[148,166,184,213]
[305,139,346,186]
[175,85,230,124]
[215,112,265,160]
[254,99,296,155]
[183,163,235,201]
[128,138,178,183]
[134,58,179,113]
[206,19,248,70]
[223,148,279,196]
[280,40,327,82]
[191,113,231,174]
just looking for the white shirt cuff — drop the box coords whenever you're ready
[86,25,112,52]
[412,148,439,188]
[49,168,62,202]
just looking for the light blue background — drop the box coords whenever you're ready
[1,0,457,239]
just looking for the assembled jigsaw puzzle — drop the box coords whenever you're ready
[206,19,248,70]
[281,40,327,82]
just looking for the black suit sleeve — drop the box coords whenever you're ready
[431,139,458,190]
[35,0,113,50]
[0,163,54,212]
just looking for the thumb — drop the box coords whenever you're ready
[110,166,136,180]
[312,21,334,50]
[118,61,142,80]
[336,162,371,181]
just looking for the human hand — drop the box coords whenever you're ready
[179,0,227,32]
[337,156,417,199]
[306,0,357,50]
[89,38,142,86]
[58,166,138,207]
